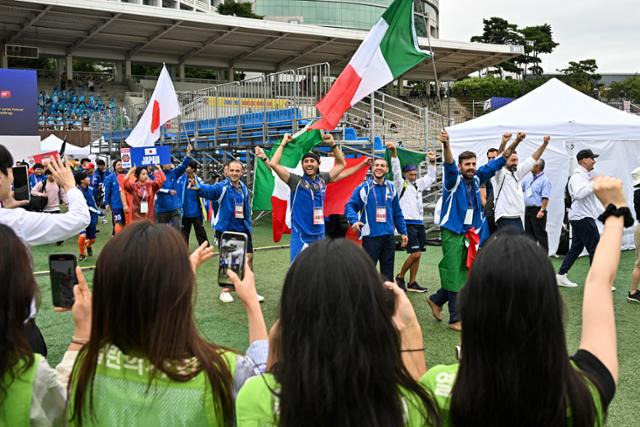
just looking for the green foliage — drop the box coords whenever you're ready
[452,75,550,100]
[471,17,559,77]
[606,75,640,104]
[558,59,601,93]
[216,0,263,19]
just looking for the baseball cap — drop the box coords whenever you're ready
[83,162,95,170]
[632,167,640,186]
[576,149,599,161]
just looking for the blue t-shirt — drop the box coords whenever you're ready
[287,172,331,237]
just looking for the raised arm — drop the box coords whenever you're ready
[496,132,511,156]
[501,131,526,159]
[326,134,346,182]
[532,135,550,161]
[439,131,458,190]
[254,146,271,170]
[173,143,192,178]
[388,142,404,191]
[416,151,437,191]
[439,130,453,164]
[123,167,135,192]
[516,136,550,180]
[270,134,292,183]
[579,176,626,383]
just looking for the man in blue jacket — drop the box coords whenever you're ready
[345,158,408,283]
[103,159,127,235]
[195,159,264,303]
[29,163,46,189]
[156,143,192,229]
[176,160,208,246]
[427,130,522,332]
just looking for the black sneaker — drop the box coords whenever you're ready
[395,275,406,291]
[407,282,428,293]
[628,290,640,303]
[79,254,86,262]
[87,247,93,257]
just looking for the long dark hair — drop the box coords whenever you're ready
[451,233,598,426]
[70,221,234,425]
[273,239,439,427]
[0,224,37,403]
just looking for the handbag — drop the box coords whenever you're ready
[25,181,48,212]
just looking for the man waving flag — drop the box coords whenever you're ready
[311,0,431,131]
[126,64,181,147]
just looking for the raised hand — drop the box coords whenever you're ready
[44,155,75,191]
[593,176,627,208]
[543,135,551,144]
[189,241,215,273]
[254,146,267,160]
[516,132,527,142]
[281,133,292,146]
[322,133,335,146]
[426,150,436,164]
[438,130,449,146]
[502,132,513,143]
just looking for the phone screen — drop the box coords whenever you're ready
[49,255,77,308]
[12,166,30,201]
[218,232,247,287]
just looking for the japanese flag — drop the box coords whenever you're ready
[126,65,181,147]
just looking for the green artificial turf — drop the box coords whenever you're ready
[29,218,639,425]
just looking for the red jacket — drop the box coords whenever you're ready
[123,169,166,223]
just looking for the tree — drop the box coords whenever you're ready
[605,75,640,104]
[558,59,601,93]
[518,24,559,76]
[217,0,262,19]
[471,17,524,77]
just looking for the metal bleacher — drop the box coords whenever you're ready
[90,62,450,230]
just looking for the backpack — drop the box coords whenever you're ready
[25,181,48,212]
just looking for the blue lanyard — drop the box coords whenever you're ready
[230,185,244,205]
[465,182,474,208]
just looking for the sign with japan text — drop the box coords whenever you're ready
[130,146,171,166]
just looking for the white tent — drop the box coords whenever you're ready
[40,134,90,157]
[447,78,640,254]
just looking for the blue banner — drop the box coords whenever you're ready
[0,69,38,136]
[130,146,171,166]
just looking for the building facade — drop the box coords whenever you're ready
[256,0,439,38]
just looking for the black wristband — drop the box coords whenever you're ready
[598,204,634,228]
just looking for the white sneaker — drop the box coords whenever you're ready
[612,286,616,292]
[257,294,265,303]
[556,274,578,288]
[219,292,234,303]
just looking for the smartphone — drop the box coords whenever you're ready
[49,254,77,309]
[218,231,248,288]
[12,166,30,202]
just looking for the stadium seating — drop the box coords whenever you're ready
[38,87,117,130]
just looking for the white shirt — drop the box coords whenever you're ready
[568,165,602,221]
[0,187,90,246]
[391,156,436,222]
[492,157,536,221]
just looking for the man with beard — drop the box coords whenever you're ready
[270,133,346,261]
[345,157,408,282]
[427,130,522,332]
[492,133,550,233]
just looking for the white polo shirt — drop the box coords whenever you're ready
[492,156,536,221]
[567,165,602,221]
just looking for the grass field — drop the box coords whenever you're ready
[30,218,639,425]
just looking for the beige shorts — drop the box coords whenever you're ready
[635,226,640,268]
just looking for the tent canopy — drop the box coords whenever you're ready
[451,78,640,141]
[40,134,90,157]
[447,78,640,254]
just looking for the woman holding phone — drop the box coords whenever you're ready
[0,224,91,425]
[123,165,166,223]
[65,221,268,426]
[421,176,625,426]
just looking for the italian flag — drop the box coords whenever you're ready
[253,128,369,242]
[311,0,431,131]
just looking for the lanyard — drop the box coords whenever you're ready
[302,176,323,207]
[465,182,474,208]
[371,182,386,208]
[230,185,244,205]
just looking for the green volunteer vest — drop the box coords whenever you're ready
[421,363,606,427]
[235,372,435,426]
[69,345,237,426]
[0,353,42,426]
